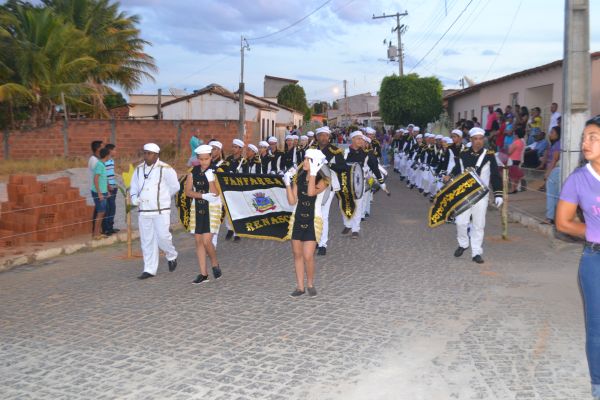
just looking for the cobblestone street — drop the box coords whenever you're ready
[0,177,590,400]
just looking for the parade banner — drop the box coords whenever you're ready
[215,173,294,241]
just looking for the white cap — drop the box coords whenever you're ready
[232,138,245,147]
[300,135,308,141]
[443,137,453,144]
[258,141,269,148]
[424,133,433,138]
[291,134,299,140]
[413,126,421,132]
[407,124,414,128]
[304,148,327,165]
[210,140,223,150]
[416,134,423,139]
[365,127,376,135]
[364,136,372,144]
[194,144,213,155]
[306,131,315,137]
[451,129,463,138]
[469,127,485,137]
[315,126,331,135]
[435,135,443,140]
[247,144,258,153]
[143,143,160,153]
[350,131,365,140]
[268,136,278,144]
[285,135,293,141]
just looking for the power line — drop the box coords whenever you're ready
[482,0,523,80]
[409,0,474,73]
[246,0,333,41]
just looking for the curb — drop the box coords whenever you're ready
[504,209,582,250]
[0,224,184,273]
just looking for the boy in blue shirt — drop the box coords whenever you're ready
[103,144,119,235]
[92,147,110,239]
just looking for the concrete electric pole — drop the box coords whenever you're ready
[373,11,408,76]
[561,0,590,185]
[238,36,250,140]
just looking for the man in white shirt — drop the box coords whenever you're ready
[130,143,180,279]
[548,102,561,133]
[88,141,103,234]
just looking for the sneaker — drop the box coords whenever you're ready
[233,236,241,242]
[351,232,359,239]
[307,287,317,297]
[472,255,485,264]
[168,258,177,272]
[212,266,222,279]
[454,246,466,257]
[361,217,365,221]
[341,227,351,235]
[365,213,370,218]
[225,230,234,240]
[317,247,326,256]
[137,272,154,280]
[290,289,305,298]
[192,274,209,285]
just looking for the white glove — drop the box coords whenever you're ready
[283,172,292,187]
[494,197,503,208]
[201,193,219,203]
[309,158,324,176]
[204,169,215,182]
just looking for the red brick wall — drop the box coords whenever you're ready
[1,120,257,160]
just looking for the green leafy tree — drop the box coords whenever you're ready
[277,83,311,122]
[379,73,443,128]
[103,91,127,108]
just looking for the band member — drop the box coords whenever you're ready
[185,145,222,285]
[365,127,381,159]
[282,135,300,170]
[268,136,284,174]
[244,144,261,174]
[283,148,330,298]
[258,141,272,174]
[448,127,503,264]
[209,140,225,169]
[306,130,315,148]
[314,126,345,256]
[221,138,246,241]
[342,131,386,239]
[130,143,179,280]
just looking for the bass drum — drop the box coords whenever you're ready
[349,162,364,200]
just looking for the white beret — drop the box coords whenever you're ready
[143,143,160,153]
[435,135,443,140]
[258,141,269,148]
[413,126,421,131]
[210,140,223,149]
[350,131,365,140]
[300,136,308,141]
[232,138,245,147]
[315,126,331,135]
[285,135,292,141]
[365,127,376,135]
[364,136,372,144]
[416,134,423,139]
[304,148,327,165]
[407,124,414,128]
[451,129,463,137]
[194,144,213,155]
[268,136,278,144]
[291,135,299,140]
[469,127,485,137]
[443,137,453,144]
[424,133,432,138]
[247,144,258,153]
[306,131,315,137]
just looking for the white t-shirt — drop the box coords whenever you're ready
[549,111,561,132]
[88,155,98,187]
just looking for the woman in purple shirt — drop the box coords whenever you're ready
[556,115,600,399]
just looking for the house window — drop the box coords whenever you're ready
[510,92,519,107]
[261,119,265,139]
[471,109,475,119]
[271,120,275,137]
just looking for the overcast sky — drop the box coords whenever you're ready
[12,0,600,102]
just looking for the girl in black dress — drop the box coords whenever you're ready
[185,145,222,285]
[284,149,329,298]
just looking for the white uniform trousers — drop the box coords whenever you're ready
[318,192,335,248]
[343,196,364,233]
[363,189,372,217]
[455,195,488,257]
[394,153,401,171]
[139,213,178,275]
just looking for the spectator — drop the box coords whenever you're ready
[523,131,548,168]
[507,128,526,193]
[555,115,600,400]
[504,105,514,122]
[548,102,561,133]
[88,140,103,234]
[188,129,203,167]
[528,107,542,145]
[543,126,561,224]
[516,106,529,134]
[472,116,481,128]
[91,147,110,240]
[103,144,119,235]
[502,123,514,153]
[485,105,497,135]
[514,104,521,124]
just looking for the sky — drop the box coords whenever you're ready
[12,0,600,102]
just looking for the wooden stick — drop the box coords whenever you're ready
[502,166,509,240]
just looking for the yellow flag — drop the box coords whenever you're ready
[122,164,134,189]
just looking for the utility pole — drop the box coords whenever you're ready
[238,36,250,140]
[561,0,590,185]
[157,88,162,120]
[373,11,408,76]
[343,79,348,126]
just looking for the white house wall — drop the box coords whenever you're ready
[162,93,259,121]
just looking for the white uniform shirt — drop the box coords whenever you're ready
[130,159,180,215]
[549,111,561,133]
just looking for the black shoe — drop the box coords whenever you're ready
[307,287,317,297]
[137,272,154,280]
[399,176,405,181]
[365,213,370,218]
[418,188,424,193]
[454,247,466,257]
[341,227,351,235]
[192,274,210,285]
[409,184,415,189]
[317,247,326,256]
[361,217,365,221]
[290,289,305,298]
[351,232,359,239]
[225,230,234,240]
[168,258,177,272]
[109,228,120,233]
[102,230,113,236]
[233,236,241,242]
[472,255,484,264]
[212,266,222,279]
